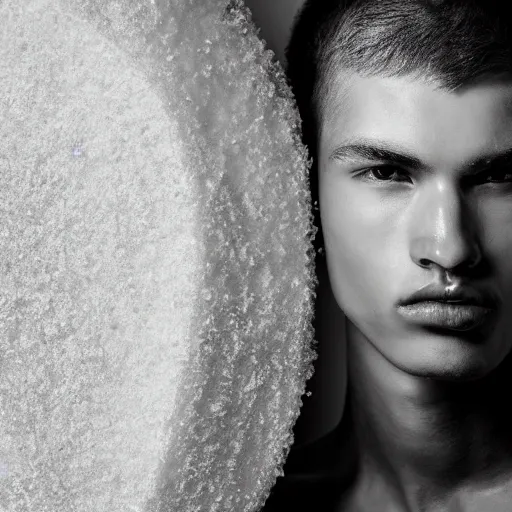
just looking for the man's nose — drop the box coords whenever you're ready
[409,180,482,274]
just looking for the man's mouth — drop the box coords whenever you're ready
[396,301,496,332]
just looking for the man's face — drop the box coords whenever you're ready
[319,73,512,380]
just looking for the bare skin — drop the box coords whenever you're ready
[318,73,512,511]
[340,324,512,512]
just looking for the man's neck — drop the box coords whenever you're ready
[345,321,512,512]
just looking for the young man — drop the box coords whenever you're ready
[263,0,512,510]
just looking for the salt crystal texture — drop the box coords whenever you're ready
[0,1,316,511]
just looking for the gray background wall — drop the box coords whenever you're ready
[244,0,347,446]
[244,0,304,63]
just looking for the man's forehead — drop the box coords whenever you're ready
[322,72,512,148]
[323,70,512,123]
[320,71,423,139]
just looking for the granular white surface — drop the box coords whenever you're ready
[0,1,316,511]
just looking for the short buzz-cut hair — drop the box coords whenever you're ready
[286,0,512,251]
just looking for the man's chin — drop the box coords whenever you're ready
[387,333,504,383]
[348,318,507,383]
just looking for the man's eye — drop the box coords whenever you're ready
[356,166,412,183]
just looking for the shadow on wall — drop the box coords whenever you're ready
[244,0,347,447]
[244,0,304,64]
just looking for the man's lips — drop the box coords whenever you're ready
[396,283,500,332]
[396,282,500,310]
[396,301,496,331]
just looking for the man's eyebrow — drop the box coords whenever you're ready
[468,147,512,171]
[329,141,512,173]
[329,141,424,169]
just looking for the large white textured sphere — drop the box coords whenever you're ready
[0,1,316,511]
